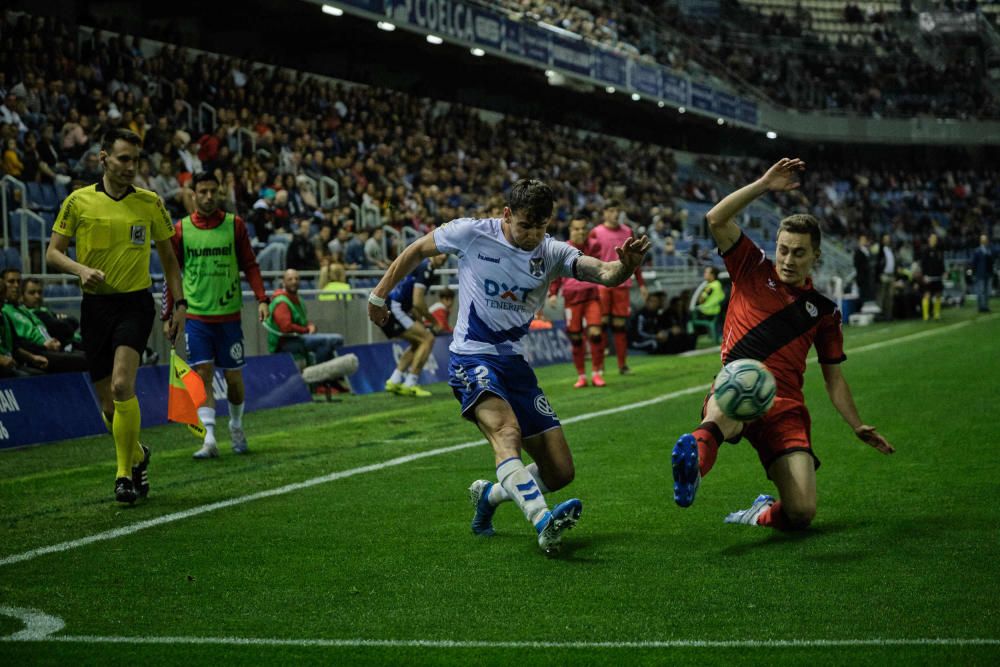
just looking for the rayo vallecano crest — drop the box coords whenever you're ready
[529,257,545,278]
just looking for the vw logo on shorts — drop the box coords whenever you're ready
[534,394,555,416]
[230,341,245,362]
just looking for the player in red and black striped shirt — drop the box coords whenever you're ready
[671,158,895,530]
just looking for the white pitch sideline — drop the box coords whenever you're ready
[0,317,986,569]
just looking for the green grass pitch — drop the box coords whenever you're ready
[1,305,998,665]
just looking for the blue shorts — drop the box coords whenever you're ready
[448,353,560,439]
[185,319,246,370]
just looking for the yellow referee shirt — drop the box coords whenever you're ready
[52,181,176,295]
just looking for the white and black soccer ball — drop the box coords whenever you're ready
[713,359,777,421]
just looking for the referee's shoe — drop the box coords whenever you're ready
[131,444,151,497]
[115,477,137,504]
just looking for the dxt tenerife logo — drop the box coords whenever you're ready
[484,279,530,312]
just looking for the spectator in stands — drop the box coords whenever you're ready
[2,137,23,177]
[286,218,319,271]
[151,158,193,216]
[345,228,370,270]
[20,277,80,348]
[60,109,90,159]
[365,226,390,270]
[972,233,993,313]
[265,268,344,366]
[0,92,27,137]
[75,152,103,185]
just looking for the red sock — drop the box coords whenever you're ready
[589,334,605,372]
[692,421,723,477]
[571,341,586,375]
[614,331,628,369]
[756,500,791,530]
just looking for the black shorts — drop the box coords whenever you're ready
[80,289,155,382]
[924,279,944,295]
[378,311,407,339]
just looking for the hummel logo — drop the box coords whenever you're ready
[477,253,500,264]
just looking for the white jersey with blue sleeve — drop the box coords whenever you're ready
[433,218,581,356]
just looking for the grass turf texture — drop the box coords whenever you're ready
[2,304,998,665]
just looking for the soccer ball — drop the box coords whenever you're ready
[713,359,777,421]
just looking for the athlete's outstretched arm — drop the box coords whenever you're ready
[705,157,805,254]
[368,233,440,326]
[574,236,651,286]
[821,363,895,454]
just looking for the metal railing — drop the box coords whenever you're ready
[13,209,49,275]
[235,127,256,157]
[1,175,27,249]
[198,101,216,134]
[319,176,339,209]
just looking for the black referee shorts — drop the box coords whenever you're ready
[80,289,155,382]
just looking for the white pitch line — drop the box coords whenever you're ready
[1,635,998,649]
[0,317,982,569]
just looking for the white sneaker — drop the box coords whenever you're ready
[230,427,249,454]
[723,494,775,525]
[193,440,219,460]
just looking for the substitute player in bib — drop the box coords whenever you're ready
[367,179,650,555]
[548,218,606,388]
[380,253,448,398]
[46,129,186,504]
[162,172,270,458]
[588,201,647,375]
[671,158,895,529]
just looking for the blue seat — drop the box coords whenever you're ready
[9,211,45,242]
[39,183,59,211]
[25,182,44,209]
[54,181,69,203]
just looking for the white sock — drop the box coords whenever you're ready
[404,372,419,387]
[198,406,216,443]
[488,462,550,505]
[496,457,549,525]
[229,402,244,429]
[389,369,404,384]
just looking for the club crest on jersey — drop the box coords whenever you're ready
[805,301,818,318]
[529,257,545,278]
[767,278,777,291]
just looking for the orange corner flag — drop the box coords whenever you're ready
[168,350,207,436]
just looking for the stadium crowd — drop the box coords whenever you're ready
[484,0,999,118]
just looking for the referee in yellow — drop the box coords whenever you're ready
[46,128,187,504]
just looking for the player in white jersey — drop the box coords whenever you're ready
[368,179,650,555]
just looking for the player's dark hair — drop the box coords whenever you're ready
[22,276,42,289]
[507,179,553,224]
[101,128,142,153]
[1,268,21,281]
[192,171,219,188]
[706,266,719,279]
[778,214,822,251]
[439,287,455,299]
